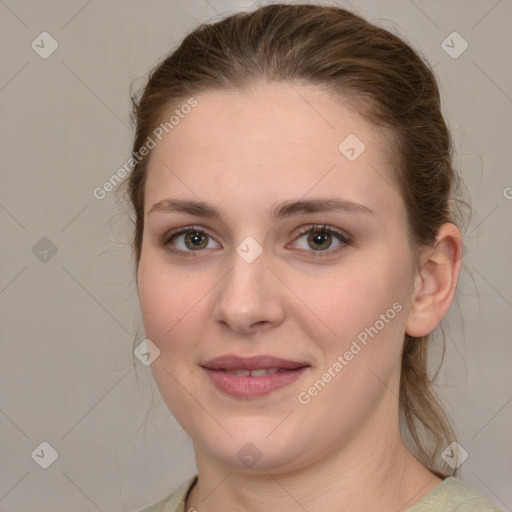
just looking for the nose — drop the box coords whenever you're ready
[211,249,286,335]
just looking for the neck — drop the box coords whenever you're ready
[186,418,442,511]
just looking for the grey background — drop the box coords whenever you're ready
[0,0,511,510]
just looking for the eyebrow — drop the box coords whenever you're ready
[148,197,374,219]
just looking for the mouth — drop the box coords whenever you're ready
[201,354,311,398]
[222,367,294,376]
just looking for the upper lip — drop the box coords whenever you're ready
[201,355,310,371]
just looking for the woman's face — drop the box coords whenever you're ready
[137,82,421,472]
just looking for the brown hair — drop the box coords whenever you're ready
[122,3,466,478]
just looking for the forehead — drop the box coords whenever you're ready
[144,82,403,222]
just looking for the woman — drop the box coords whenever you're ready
[123,4,501,511]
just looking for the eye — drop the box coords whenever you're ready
[160,224,350,257]
[290,224,350,254]
[161,227,221,254]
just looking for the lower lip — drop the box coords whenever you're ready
[202,367,309,398]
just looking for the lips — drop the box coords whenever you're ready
[201,354,310,398]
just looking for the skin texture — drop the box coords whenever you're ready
[137,82,462,511]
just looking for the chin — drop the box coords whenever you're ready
[194,419,312,473]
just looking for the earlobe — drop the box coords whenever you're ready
[405,223,463,338]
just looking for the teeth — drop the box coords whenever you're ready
[250,368,268,377]
[224,368,281,377]
[225,369,250,376]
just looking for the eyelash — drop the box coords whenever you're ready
[159,224,352,258]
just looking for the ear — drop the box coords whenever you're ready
[405,223,463,337]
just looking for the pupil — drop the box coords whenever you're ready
[308,230,331,250]
[186,231,207,249]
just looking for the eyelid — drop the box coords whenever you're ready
[292,224,351,242]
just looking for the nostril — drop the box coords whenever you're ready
[251,320,269,329]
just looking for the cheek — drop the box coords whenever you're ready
[137,255,184,345]
[137,255,213,360]
[310,270,388,324]
[290,267,409,417]
[292,254,411,359]
[137,259,204,404]
[137,266,171,341]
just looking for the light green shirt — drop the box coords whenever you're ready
[140,474,502,511]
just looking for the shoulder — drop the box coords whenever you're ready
[140,475,198,512]
[407,477,502,512]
